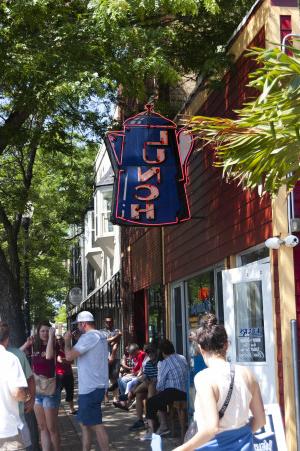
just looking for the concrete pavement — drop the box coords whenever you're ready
[59,397,182,451]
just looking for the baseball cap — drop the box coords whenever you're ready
[74,311,95,323]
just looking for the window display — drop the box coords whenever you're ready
[187,271,215,331]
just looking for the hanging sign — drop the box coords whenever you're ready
[105,104,194,226]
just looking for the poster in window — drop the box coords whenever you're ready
[237,327,266,362]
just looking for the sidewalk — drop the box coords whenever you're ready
[59,398,182,451]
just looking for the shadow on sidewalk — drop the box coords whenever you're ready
[58,399,181,451]
[58,365,181,450]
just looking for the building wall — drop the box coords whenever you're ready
[131,228,162,292]
[120,226,162,344]
[165,27,272,284]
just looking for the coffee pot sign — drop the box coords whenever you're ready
[105,105,193,226]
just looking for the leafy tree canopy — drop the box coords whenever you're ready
[90,0,254,108]
[189,46,300,195]
[54,304,67,325]
[0,0,254,341]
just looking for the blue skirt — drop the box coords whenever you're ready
[196,424,254,450]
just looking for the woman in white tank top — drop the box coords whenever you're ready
[172,314,265,451]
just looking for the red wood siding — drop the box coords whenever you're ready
[165,27,271,283]
[121,226,162,293]
[280,15,292,54]
[165,152,272,282]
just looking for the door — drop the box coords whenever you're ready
[133,290,146,348]
[222,261,277,403]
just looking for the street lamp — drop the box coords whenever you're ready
[22,202,34,337]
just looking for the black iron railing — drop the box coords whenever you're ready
[68,271,121,330]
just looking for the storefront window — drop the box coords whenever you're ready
[239,247,269,266]
[148,285,165,345]
[187,271,215,331]
[234,281,266,362]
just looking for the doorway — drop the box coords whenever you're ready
[133,289,146,348]
[222,260,277,403]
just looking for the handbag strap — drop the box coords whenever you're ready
[219,364,235,419]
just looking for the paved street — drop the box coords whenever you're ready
[59,397,181,451]
[58,367,181,451]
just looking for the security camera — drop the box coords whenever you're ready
[265,237,282,250]
[283,235,299,248]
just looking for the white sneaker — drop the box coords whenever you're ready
[140,431,153,441]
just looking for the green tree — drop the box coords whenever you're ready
[28,144,96,325]
[55,305,67,325]
[0,0,253,344]
[0,0,107,344]
[188,46,300,195]
[92,0,253,115]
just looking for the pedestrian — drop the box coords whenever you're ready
[104,316,122,403]
[141,339,188,440]
[64,311,109,451]
[20,321,61,451]
[6,326,36,451]
[56,335,77,414]
[0,321,31,451]
[172,314,266,451]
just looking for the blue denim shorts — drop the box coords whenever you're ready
[77,388,105,426]
[35,387,61,409]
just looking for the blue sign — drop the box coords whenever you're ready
[105,105,193,226]
[253,404,287,451]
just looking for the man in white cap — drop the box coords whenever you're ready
[64,311,109,451]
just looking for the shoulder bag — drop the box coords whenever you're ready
[33,346,57,396]
[184,365,236,442]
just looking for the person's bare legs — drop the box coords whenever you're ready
[34,404,51,451]
[158,411,168,430]
[44,407,61,451]
[136,391,147,421]
[112,387,118,403]
[147,419,155,433]
[68,400,76,412]
[80,424,92,451]
[91,424,109,451]
[148,381,156,398]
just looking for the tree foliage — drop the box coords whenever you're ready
[0,0,107,342]
[0,0,254,342]
[54,305,67,325]
[189,46,300,195]
[91,0,253,111]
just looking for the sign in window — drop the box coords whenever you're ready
[233,280,266,362]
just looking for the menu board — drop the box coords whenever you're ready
[236,327,265,362]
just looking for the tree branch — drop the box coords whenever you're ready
[0,109,31,155]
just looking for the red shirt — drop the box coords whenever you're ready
[56,350,72,376]
[30,343,58,378]
[132,350,146,375]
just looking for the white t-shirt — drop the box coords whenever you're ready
[74,329,109,395]
[0,345,28,438]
